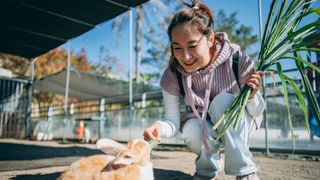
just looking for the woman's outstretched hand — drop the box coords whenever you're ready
[246,71,264,99]
[143,122,162,142]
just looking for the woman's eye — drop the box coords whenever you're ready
[190,45,197,49]
[173,47,181,50]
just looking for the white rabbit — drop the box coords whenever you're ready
[58,138,154,180]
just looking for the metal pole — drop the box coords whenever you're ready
[63,40,71,143]
[99,98,105,139]
[25,58,35,139]
[258,0,270,156]
[129,8,133,139]
[31,58,36,81]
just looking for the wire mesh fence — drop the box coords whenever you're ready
[0,78,32,138]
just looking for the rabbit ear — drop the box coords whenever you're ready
[96,138,127,156]
[113,139,151,166]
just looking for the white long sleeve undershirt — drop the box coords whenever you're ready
[157,89,265,138]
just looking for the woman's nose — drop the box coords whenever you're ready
[183,49,191,60]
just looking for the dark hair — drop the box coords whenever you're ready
[167,0,215,72]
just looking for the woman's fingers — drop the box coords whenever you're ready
[247,82,257,90]
[247,78,260,86]
[143,124,161,142]
[152,129,161,141]
[143,128,155,141]
[247,71,264,99]
[246,71,263,86]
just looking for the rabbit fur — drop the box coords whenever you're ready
[58,138,154,180]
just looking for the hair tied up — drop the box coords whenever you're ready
[180,0,200,9]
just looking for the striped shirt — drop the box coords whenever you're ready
[160,32,263,138]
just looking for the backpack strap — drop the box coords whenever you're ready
[175,70,185,98]
[175,70,189,112]
[232,51,241,88]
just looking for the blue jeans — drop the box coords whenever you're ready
[180,92,259,177]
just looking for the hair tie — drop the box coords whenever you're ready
[181,0,200,9]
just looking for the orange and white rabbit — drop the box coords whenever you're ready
[58,138,154,180]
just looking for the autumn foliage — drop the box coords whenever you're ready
[35,48,92,80]
[0,53,30,77]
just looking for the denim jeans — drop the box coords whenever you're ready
[180,92,259,177]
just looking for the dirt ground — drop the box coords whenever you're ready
[0,138,319,180]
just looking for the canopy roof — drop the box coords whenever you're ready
[34,69,129,100]
[0,0,149,59]
[34,69,159,101]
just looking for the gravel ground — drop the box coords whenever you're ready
[0,138,319,180]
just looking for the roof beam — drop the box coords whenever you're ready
[0,24,66,42]
[103,0,131,10]
[20,2,96,28]
[0,40,46,51]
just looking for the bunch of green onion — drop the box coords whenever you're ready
[212,0,320,141]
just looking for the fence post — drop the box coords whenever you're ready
[25,81,33,139]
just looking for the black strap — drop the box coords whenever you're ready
[176,51,240,97]
[175,70,185,97]
[232,51,240,88]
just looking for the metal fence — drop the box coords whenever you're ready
[0,78,32,138]
[30,93,320,155]
[0,76,316,154]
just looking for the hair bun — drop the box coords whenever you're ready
[181,0,200,8]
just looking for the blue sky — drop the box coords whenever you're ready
[60,0,319,81]
[66,0,262,65]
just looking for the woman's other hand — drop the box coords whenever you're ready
[143,122,162,142]
[246,71,264,99]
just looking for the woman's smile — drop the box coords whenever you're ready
[184,59,197,66]
[171,23,214,73]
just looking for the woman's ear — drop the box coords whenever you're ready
[208,33,215,47]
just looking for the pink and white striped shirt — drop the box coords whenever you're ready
[159,32,264,143]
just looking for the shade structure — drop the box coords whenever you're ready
[34,69,129,100]
[0,0,149,59]
[34,68,159,101]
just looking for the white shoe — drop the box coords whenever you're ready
[193,153,224,180]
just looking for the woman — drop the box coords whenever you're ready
[143,1,264,179]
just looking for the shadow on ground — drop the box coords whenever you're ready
[1,141,192,180]
[12,172,60,180]
[11,169,192,180]
[0,142,100,161]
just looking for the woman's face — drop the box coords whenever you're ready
[171,23,214,73]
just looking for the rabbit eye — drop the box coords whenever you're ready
[124,155,132,159]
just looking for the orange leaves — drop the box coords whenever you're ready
[35,48,92,79]
[0,52,29,77]
[35,49,67,79]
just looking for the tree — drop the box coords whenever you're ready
[72,48,92,72]
[135,5,143,83]
[92,46,126,78]
[141,15,173,84]
[215,10,258,57]
[111,0,174,85]
[0,53,30,78]
[35,48,67,79]
[35,48,93,80]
